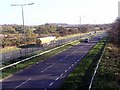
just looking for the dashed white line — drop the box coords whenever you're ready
[71,51,76,54]
[59,55,69,61]
[75,61,77,64]
[41,63,55,73]
[55,77,59,81]
[59,46,83,62]
[65,70,68,73]
[49,82,54,86]
[14,78,31,89]
[69,67,71,69]
[72,64,74,66]
[60,73,64,77]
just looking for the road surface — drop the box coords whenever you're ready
[1,32,107,90]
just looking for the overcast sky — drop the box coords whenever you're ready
[0,0,119,25]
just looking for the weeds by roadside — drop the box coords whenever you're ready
[91,43,120,90]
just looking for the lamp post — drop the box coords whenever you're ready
[11,3,34,31]
[11,3,34,55]
[77,16,85,39]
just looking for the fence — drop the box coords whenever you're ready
[1,35,81,64]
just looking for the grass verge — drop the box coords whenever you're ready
[59,37,108,90]
[91,43,120,90]
[1,40,80,79]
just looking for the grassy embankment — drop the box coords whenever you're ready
[1,40,80,79]
[59,37,108,90]
[91,43,120,90]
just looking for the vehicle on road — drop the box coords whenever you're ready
[84,38,89,42]
[98,36,102,39]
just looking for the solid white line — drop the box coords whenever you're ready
[41,63,55,73]
[49,82,54,86]
[14,78,31,89]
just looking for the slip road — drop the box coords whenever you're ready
[1,32,106,90]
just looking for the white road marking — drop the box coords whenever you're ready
[41,63,55,72]
[59,46,83,62]
[75,61,77,64]
[69,67,71,69]
[49,82,54,86]
[71,51,76,54]
[55,77,59,81]
[59,55,69,61]
[65,70,68,73]
[60,73,64,77]
[14,78,31,89]
[72,64,74,66]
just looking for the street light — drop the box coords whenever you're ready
[11,3,34,43]
[11,3,34,55]
[77,16,85,39]
[77,16,85,25]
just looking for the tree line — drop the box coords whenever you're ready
[1,24,82,48]
[1,23,108,48]
[108,18,120,46]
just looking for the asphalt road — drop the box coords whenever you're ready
[1,33,90,63]
[1,32,107,90]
